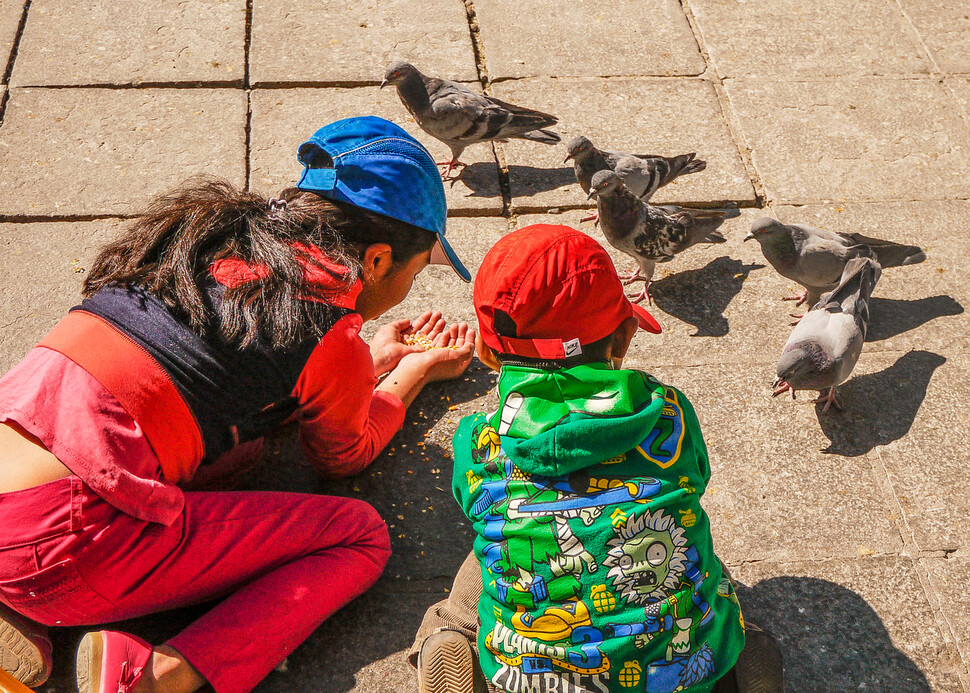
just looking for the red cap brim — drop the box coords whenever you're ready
[632,303,663,334]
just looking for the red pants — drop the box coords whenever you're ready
[0,476,390,693]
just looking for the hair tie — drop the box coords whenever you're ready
[268,198,288,213]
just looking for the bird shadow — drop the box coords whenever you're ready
[505,165,579,196]
[648,256,764,337]
[816,350,945,456]
[866,295,964,342]
[451,161,503,198]
[736,576,933,692]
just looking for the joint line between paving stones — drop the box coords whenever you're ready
[676,0,767,207]
[243,0,254,190]
[0,0,32,124]
[461,0,512,216]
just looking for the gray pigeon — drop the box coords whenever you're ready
[587,170,731,304]
[382,61,560,179]
[744,217,925,309]
[773,256,881,412]
[564,135,706,198]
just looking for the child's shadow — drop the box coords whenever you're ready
[649,256,763,336]
[816,350,945,456]
[866,295,964,342]
[737,575,933,692]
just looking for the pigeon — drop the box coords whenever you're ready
[381,61,560,179]
[744,217,925,309]
[587,169,731,304]
[773,256,881,412]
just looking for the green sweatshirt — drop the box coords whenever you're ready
[452,363,745,693]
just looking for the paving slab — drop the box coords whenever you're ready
[898,0,970,75]
[0,220,122,372]
[10,0,246,87]
[491,78,755,212]
[0,87,247,217]
[473,0,704,80]
[249,88,503,213]
[866,352,969,552]
[688,0,929,78]
[250,0,478,86]
[948,77,970,117]
[619,359,905,565]
[0,0,23,81]
[773,201,969,355]
[731,557,964,692]
[725,77,970,203]
[925,556,970,673]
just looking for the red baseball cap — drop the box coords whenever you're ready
[475,224,662,359]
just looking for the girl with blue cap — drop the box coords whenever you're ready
[0,116,473,693]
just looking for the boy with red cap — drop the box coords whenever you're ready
[411,225,783,693]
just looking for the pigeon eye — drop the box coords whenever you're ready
[646,541,668,566]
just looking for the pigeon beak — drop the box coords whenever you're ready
[743,231,755,242]
[379,79,387,89]
[563,153,573,163]
[587,190,597,200]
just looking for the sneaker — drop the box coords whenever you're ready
[0,602,53,687]
[734,621,785,693]
[76,630,153,693]
[417,628,485,693]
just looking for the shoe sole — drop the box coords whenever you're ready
[417,631,478,693]
[734,630,785,693]
[0,617,47,688]
[76,632,104,693]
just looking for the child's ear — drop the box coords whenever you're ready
[609,316,639,361]
[361,243,394,281]
[476,333,502,373]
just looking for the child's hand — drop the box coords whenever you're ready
[370,311,446,377]
[397,322,476,384]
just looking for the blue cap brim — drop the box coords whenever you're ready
[431,235,471,282]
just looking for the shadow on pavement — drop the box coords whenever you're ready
[866,295,964,342]
[505,165,578,196]
[817,350,946,456]
[450,162,503,198]
[737,576,931,693]
[649,256,764,336]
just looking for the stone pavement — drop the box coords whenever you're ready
[0,0,967,691]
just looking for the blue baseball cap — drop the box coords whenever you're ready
[296,116,470,282]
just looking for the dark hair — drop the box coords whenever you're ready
[84,178,437,350]
[489,309,615,369]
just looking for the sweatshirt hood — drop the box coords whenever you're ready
[487,362,666,476]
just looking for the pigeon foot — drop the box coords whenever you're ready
[789,313,804,326]
[782,289,809,306]
[627,282,652,305]
[580,211,600,225]
[772,379,795,399]
[621,269,645,285]
[437,159,467,180]
[813,387,842,413]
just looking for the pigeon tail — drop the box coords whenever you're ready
[844,233,925,268]
[815,256,880,314]
[516,128,561,145]
[660,153,706,187]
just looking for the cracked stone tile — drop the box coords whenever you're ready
[0,220,123,372]
[491,78,755,212]
[689,0,930,78]
[10,0,246,86]
[731,557,964,692]
[0,88,247,217]
[616,359,905,564]
[726,77,970,203]
[0,1,23,80]
[948,77,970,118]
[473,0,705,80]
[925,555,970,678]
[249,88,502,214]
[250,0,478,85]
[898,0,970,75]
[772,201,969,355]
[867,353,970,552]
